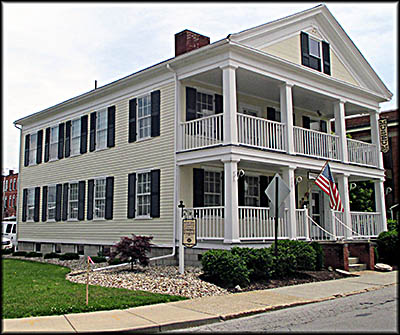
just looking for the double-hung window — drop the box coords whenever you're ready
[27,188,35,221]
[309,37,320,58]
[196,91,214,118]
[137,172,151,216]
[204,171,222,207]
[96,109,108,150]
[29,133,37,165]
[49,126,59,160]
[244,176,259,207]
[137,95,151,140]
[47,185,56,220]
[94,178,106,219]
[71,119,81,155]
[68,182,79,220]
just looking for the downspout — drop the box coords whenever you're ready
[13,123,22,250]
[148,63,179,262]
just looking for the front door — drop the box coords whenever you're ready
[310,190,324,226]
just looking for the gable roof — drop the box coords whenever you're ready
[229,4,392,100]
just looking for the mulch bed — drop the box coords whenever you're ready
[229,269,347,292]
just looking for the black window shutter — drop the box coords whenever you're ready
[320,120,327,133]
[36,130,43,164]
[42,186,48,222]
[22,189,27,222]
[151,90,161,137]
[107,106,116,147]
[78,181,85,221]
[62,183,68,221]
[105,177,114,220]
[259,176,269,207]
[303,116,311,129]
[34,187,40,222]
[300,32,310,67]
[215,94,223,114]
[267,107,276,121]
[87,180,94,220]
[89,112,96,151]
[58,123,65,159]
[44,127,50,162]
[127,173,136,218]
[150,169,160,218]
[186,87,197,121]
[65,120,71,157]
[80,115,88,154]
[128,98,137,143]
[24,134,30,167]
[238,175,245,206]
[322,41,331,75]
[55,184,62,221]
[193,168,204,207]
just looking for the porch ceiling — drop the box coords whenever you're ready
[187,67,372,117]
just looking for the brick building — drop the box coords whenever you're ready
[344,109,399,220]
[1,170,18,220]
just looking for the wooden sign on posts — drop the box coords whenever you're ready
[182,219,197,248]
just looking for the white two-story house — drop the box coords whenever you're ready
[14,5,392,263]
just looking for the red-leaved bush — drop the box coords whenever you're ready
[109,234,153,269]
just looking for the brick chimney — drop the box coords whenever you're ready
[175,30,210,57]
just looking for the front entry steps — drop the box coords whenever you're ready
[348,256,367,272]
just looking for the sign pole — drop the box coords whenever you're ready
[178,201,185,275]
[275,176,279,257]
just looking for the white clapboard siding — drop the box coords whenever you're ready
[18,83,176,246]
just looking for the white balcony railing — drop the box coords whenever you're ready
[333,211,381,238]
[237,114,286,152]
[347,139,379,167]
[293,126,341,161]
[180,114,223,151]
[238,207,289,239]
[186,207,224,240]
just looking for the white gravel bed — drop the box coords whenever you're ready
[4,255,230,299]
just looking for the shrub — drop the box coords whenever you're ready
[90,256,107,263]
[1,248,14,255]
[108,257,126,265]
[59,253,80,260]
[376,230,398,265]
[310,241,324,270]
[387,219,398,232]
[12,251,27,257]
[109,234,153,269]
[231,247,273,280]
[24,252,42,258]
[201,249,250,288]
[269,241,297,278]
[44,252,60,259]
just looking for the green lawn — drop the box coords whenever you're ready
[2,259,187,319]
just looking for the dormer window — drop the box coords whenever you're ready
[309,38,320,58]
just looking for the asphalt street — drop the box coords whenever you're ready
[166,284,398,333]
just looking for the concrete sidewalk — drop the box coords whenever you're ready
[2,270,397,333]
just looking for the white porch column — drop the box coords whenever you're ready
[370,110,384,169]
[337,173,351,239]
[282,166,296,238]
[221,64,238,145]
[334,100,348,163]
[374,179,388,232]
[280,82,294,154]
[222,157,240,243]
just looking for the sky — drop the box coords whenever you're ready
[2,2,398,174]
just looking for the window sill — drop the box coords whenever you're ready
[136,215,152,220]
[95,146,109,153]
[93,217,106,221]
[136,136,152,143]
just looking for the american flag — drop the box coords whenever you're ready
[315,162,344,212]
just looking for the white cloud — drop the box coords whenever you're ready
[2,2,397,172]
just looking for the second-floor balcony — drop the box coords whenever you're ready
[179,113,380,168]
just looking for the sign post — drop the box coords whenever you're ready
[265,173,291,256]
[177,201,185,275]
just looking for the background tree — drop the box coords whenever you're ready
[349,180,375,212]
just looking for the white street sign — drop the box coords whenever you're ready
[265,173,291,217]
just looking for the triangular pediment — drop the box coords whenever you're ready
[229,4,392,100]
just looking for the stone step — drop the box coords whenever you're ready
[348,263,367,272]
[348,256,359,265]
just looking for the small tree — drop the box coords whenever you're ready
[109,234,153,270]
